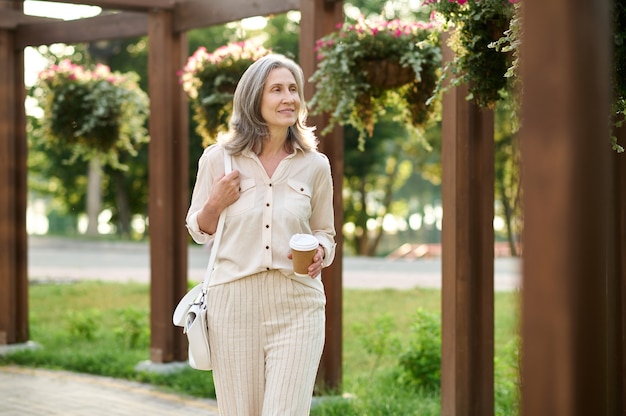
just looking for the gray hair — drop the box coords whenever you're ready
[218,54,317,154]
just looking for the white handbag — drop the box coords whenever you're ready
[173,149,231,370]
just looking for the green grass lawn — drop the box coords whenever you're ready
[1,280,520,415]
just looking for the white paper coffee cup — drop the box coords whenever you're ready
[289,234,319,277]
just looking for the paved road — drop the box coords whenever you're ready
[27,236,521,291]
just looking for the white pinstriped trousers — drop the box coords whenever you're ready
[206,270,326,415]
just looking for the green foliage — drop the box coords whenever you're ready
[312,370,442,415]
[341,108,438,256]
[614,0,626,106]
[263,13,300,61]
[309,16,441,145]
[425,0,517,108]
[113,307,150,349]
[32,60,149,169]
[66,308,102,341]
[352,314,401,377]
[0,281,520,413]
[397,308,441,391]
[495,335,521,416]
[179,40,270,145]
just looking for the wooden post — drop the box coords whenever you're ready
[520,0,611,414]
[299,0,344,392]
[440,33,495,416]
[147,10,189,363]
[0,1,28,346]
[609,129,626,415]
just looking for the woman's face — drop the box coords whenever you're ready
[261,67,300,132]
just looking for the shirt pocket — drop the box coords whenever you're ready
[227,178,256,216]
[285,179,312,220]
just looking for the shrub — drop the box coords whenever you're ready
[113,307,149,349]
[397,308,441,391]
[66,308,102,341]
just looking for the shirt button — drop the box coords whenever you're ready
[269,183,272,187]
[300,188,304,192]
[265,245,270,250]
[266,267,270,271]
[266,203,270,207]
[265,224,270,228]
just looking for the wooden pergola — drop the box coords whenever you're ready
[0,0,624,414]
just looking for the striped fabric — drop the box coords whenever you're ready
[206,270,326,415]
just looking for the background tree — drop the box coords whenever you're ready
[494,94,522,256]
[343,105,440,256]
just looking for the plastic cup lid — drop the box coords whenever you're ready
[289,233,318,251]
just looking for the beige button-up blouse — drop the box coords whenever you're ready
[186,143,336,293]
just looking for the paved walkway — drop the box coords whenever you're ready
[1,236,521,415]
[0,365,219,415]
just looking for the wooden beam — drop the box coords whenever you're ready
[5,0,175,11]
[173,0,298,33]
[299,0,344,392]
[440,31,495,415]
[15,11,147,48]
[147,9,189,363]
[0,9,59,29]
[521,0,611,414]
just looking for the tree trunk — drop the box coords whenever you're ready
[368,153,400,256]
[113,170,132,238]
[498,179,518,257]
[85,156,102,236]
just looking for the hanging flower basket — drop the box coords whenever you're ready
[35,60,149,166]
[363,59,417,89]
[309,17,441,143]
[425,0,518,108]
[179,40,270,145]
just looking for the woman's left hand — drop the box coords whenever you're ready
[306,245,325,278]
[287,245,325,278]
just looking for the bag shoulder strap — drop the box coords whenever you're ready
[201,148,231,293]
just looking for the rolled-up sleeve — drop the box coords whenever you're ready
[311,154,337,268]
[186,146,220,245]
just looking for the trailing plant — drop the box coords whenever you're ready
[493,1,625,153]
[425,0,518,108]
[179,39,270,145]
[34,59,149,168]
[309,17,441,145]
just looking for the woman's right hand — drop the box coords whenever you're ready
[196,169,240,234]
[209,169,241,213]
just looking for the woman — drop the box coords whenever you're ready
[186,53,336,415]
